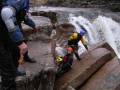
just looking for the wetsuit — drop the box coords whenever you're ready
[68,33,82,60]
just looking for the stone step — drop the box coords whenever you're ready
[54,48,113,90]
[80,57,120,90]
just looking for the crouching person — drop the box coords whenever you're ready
[56,46,74,78]
[0,0,33,89]
[68,32,88,61]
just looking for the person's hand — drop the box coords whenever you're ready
[18,42,28,65]
[18,42,28,55]
[18,54,24,65]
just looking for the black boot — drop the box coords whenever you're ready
[74,52,81,61]
[84,44,88,50]
[24,52,36,63]
[24,56,36,63]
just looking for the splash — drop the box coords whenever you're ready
[69,14,120,59]
[68,14,96,45]
[93,16,120,59]
[68,14,81,33]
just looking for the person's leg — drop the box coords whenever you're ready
[74,51,81,60]
[23,41,36,63]
[12,47,20,68]
[1,76,16,90]
[61,63,71,72]
[81,36,88,50]
[12,47,26,76]
[72,46,81,61]
[0,49,16,90]
[84,44,88,50]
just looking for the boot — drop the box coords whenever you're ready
[74,52,81,61]
[24,56,36,63]
[24,52,36,63]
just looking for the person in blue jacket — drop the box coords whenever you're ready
[0,0,36,89]
[6,0,37,63]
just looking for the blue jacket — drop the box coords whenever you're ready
[3,0,35,45]
[6,0,29,12]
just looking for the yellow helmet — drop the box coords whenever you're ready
[72,33,78,39]
[69,32,78,40]
[56,56,63,63]
[67,47,74,53]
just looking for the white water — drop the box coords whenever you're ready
[69,14,96,45]
[69,15,120,59]
[68,14,82,33]
[93,16,120,59]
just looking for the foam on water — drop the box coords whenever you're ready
[69,14,120,59]
[69,14,96,45]
[93,16,120,59]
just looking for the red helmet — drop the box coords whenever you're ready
[67,47,73,53]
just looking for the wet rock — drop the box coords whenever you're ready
[45,0,120,11]
[7,25,56,90]
[89,41,116,58]
[80,57,120,90]
[29,7,120,24]
[15,40,56,90]
[66,86,75,90]
[54,48,112,90]
[38,67,56,90]
[31,11,58,25]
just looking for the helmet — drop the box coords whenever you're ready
[56,56,63,63]
[69,32,78,40]
[72,33,78,39]
[67,47,74,53]
[80,29,87,36]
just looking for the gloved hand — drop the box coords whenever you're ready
[18,42,28,64]
[18,42,28,56]
[18,54,24,65]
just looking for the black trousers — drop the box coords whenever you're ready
[71,45,81,60]
[0,46,18,90]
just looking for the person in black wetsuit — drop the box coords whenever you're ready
[68,32,88,60]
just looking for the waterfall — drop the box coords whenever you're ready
[93,16,120,59]
[69,14,120,59]
[68,14,96,45]
[68,14,82,33]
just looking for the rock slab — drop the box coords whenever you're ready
[54,48,112,90]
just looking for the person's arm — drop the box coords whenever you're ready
[24,15,36,29]
[1,6,28,54]
[1,6,24,45]
[78,33,82,40]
